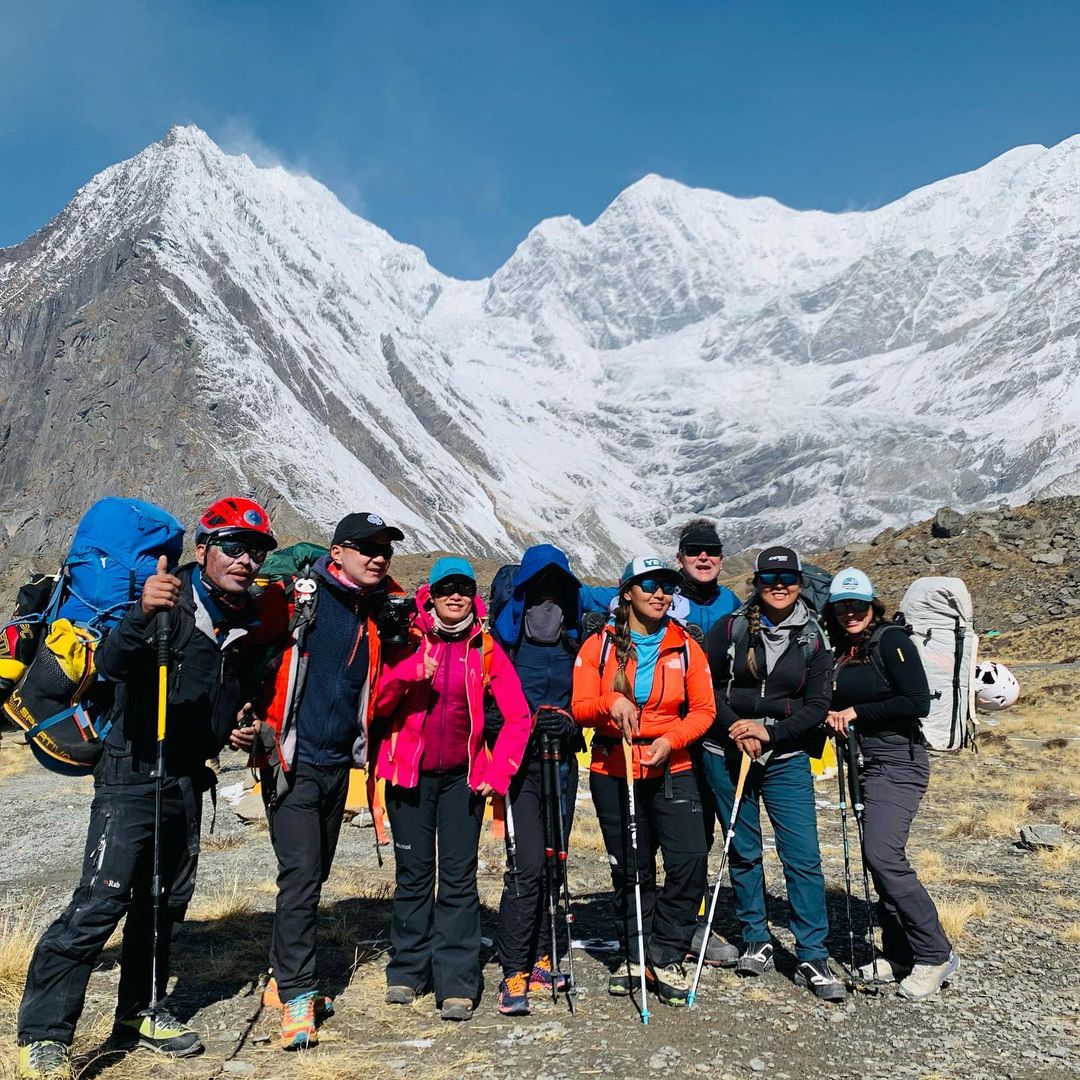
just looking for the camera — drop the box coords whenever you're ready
[376,595,417,646]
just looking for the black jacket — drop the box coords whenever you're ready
[705,607,832,754]
[831,625,931,742]
[94,565,263,786]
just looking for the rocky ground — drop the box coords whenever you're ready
[1,501,1079,1079]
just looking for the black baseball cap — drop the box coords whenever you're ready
[332,512,405,545]
[755,546,802,574]
[679,522,723,553]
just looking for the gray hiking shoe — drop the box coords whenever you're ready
[608,960,644,996]
[688,925,739,968]
[735,941,774,977]
[439,997,474,1021]
[898,953,959,1001]
[17,1041,72,1080]
[384,985,416,1006]
[646,961,691,1006]
[795,959,847,1002]
[857,957,911,984]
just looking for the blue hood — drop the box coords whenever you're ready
[493,544,582,646]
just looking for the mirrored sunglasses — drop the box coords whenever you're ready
[756,570,801,587]
[834,599,872,616]
[634,577,677,596]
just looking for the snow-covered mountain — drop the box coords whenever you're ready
[2,126,1079,572]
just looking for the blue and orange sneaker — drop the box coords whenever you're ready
[497,972,531,1016]
[263,978,335,1023]
[528,954,569,995]
[280,991,317,1050]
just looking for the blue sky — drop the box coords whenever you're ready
[2,1,1079,279]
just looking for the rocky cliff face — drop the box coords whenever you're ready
[2,127,1080,575]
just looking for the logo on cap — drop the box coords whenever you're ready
[642,558,662,569]
[243,509,264,526]
[842,576,859,589]
[367,514,385,526]
[768,554,788,562]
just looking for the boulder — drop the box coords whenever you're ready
[932,506,965,538]
[1031,552,1065,566]
[1019,824,1063,850]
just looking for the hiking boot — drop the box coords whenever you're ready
[440,997,474,1021]
[608,960,644,996]
[898,953,960,1002]
[262,977,335,1021]
[17,1042,72,1080]
[795,959,847,1002]
[529,954,569,994]
[857,957,911,984]
[112,1009,203,1057]
[497,972,531,1016]
[280,991,317,1050]
[646,961,692,1007]
[384,985,417,1006]
[688,925,739,968]
[735,941,774,977]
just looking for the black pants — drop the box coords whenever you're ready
[591,769,707,968]
[495,749,578,977]
[385,771,485,1002]
[18,779,201,1045]
[263,760,350,1001]
[859,739,952,966]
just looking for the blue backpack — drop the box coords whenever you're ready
[1,498,184,773]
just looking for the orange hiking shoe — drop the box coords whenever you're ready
[263,978,334,1023]
[280,991,317,1050]
[529,954,569,994]
[498,972,531,1016]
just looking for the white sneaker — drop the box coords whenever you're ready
[857,957,911,983]
[898,953,959,1001]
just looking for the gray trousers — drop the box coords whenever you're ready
[859,739,952,966]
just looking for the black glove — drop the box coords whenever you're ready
[535,706,578,739]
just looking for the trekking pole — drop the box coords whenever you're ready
[834,736,858,986]
[621,739,650,1025]
[846,723,881,985]
[147,611,170,1034]
[539,735,562,1005]
[688,750,751,1007]
[548,734,577,1011]
[503,795,521,899]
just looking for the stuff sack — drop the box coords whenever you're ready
[895,576,978,752]
[1,497,184,774]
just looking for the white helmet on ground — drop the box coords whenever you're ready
[973,662,1020,711]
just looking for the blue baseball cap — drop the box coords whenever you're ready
[429,556,476,587]
[829,567,875,603]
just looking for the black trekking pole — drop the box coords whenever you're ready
[688,750,751,1007]
[845,723,882,986]
[546,733,576,1011]
[834,736,858,987]
[538,734,563,1005]
[147,611,170,1034]
[503,794,521,899]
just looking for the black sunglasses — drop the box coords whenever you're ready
[681,544,723,558]
[756,570,801,587]
[339,539,394,559]
[634,577,677,596]
[212,539,268,564]
[833,599,872,616]
[431,577,477,599]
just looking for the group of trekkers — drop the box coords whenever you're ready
[14,499,959,1078]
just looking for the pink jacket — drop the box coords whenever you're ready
[373,586,533,795]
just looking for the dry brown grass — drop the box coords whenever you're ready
[0,742,32,779]
[1036,844,1079,872]
[188,873,256,926]
[201,832,246,853]
[944,800,1026,841]
[0,901,42,1011]
[937,892,992,941]
[1061,922,1080,945]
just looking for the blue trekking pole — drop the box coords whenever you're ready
[845,723,882,985]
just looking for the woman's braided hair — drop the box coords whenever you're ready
[744,596,764,680]
[611,594,636,698]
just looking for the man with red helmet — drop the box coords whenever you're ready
[17,498,277,1079]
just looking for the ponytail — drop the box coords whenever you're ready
[611,596,636,698]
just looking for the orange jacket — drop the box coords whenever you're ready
[572,621,715,780]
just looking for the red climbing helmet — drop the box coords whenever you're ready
[195,497,277,550]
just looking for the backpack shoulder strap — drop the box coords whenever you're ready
[481,630,495,689]
[597,629,614,678]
